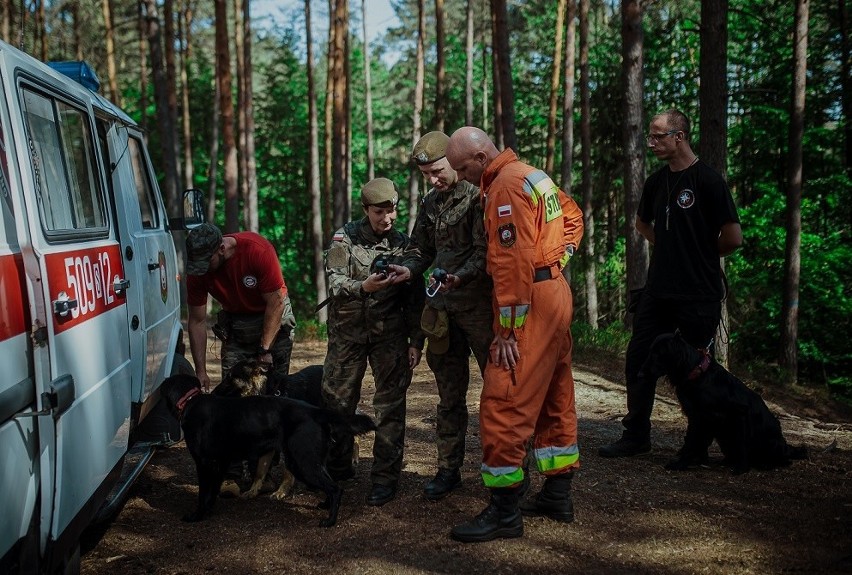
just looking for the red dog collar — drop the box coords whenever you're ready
[175,387,201,417]
[687,349,712,380]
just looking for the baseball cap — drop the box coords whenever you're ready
[412,131,450,165]
[421,306,449,354]
[361,177,399,208]
[185,223,223,275]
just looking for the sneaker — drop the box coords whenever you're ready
[597,437,652,458]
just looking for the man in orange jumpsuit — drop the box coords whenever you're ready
[445,126,584,543]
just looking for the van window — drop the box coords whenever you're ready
[128,136,159,229]
[22,88,106,234]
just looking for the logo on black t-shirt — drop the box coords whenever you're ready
[243,275,258,288]
[677,189,695,209]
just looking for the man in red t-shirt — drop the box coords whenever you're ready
[186,223,296,390]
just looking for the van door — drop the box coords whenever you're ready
[99,120,180,407]
[14,81,133,553]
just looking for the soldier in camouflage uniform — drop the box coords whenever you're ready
[186,223,296,390]
[388,131,493,501]
[323,177,425,507]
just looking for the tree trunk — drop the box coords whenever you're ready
[361,0,375,181]
[780,0,809,384]
[560,0,576,190]
[699,0,730,365]
[546,0,566,176]
[101,0,120,104]
[324,0,335,237]
[137,0,149,135]
[465,0,474,126]
[408,0,425,235]
[72,2,83,61]
[579,0,598,329]
[621,0,648,323]
[434,0,446,133]
[490,7,502,147]
[306,0,328,324]
[243,0,258,233]
[330,0,349,231]
[491,0,516,150]
[143,0,180,218]
[179,1,195,190]
[215,0,239,232]
[233,0,248,230]
[2,0,9,44]
[206,73,220,223]
[840,0,852,177]
[164,0,182,187]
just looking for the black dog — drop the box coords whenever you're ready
[642,333,807,474]
[160,373,376,526]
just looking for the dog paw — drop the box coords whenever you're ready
[319,517,336,528]
[219,480,241,498]
[240,488,260,500]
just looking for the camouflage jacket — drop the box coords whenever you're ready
[325,218,425,347]
[402,179,492,312]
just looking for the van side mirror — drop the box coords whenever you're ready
[169,188,206,230]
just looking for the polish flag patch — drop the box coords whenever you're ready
[333,232,345,242]
[497,204,512,217]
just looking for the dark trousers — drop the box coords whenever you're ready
[622,292,721,440]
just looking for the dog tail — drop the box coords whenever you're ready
[315,409,378,435]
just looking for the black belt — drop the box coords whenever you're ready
[533,266,557,283]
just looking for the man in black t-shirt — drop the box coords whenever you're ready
[599,109,742,459]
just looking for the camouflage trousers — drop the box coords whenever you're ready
[322,335,412,487]
[426,301,493,470]
[219,310,294,380]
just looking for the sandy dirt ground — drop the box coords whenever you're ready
[79,337,852,575]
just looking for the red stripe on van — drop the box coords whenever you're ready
[0,252,27,342]
[44,245,126,334]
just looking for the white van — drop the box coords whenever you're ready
[0,40,200,574]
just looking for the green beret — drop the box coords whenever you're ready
[412,131,449,165]
[361,177,399,207]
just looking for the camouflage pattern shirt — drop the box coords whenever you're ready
[326,218,425,347]
[402,179,492,312]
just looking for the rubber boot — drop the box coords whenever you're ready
[450,487,524,543]
[519,472,575,523]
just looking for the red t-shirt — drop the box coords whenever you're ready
[186,232,286,313]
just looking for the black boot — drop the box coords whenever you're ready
[519,472,575,523]
[424,468,462,500]
[450,487,523,543]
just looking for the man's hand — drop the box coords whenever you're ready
[362,271,398,293]
[436,273,461,293]
[491,333,520,370]
[196,370,212,392]
[386,264,411,284]
[408,346,422,370]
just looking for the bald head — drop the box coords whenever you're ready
[446,126,500,185]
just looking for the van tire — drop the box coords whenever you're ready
[171,353,195,376]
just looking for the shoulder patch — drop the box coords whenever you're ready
[497,204,512,218]
[498,223,516,247]
[332,231,345,242]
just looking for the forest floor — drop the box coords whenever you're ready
[80,336,852,575]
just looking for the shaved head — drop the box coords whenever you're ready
[446,126,501,185]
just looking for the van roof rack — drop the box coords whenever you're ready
[47,60,101,92]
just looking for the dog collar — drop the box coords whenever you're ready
[687,350,712,380]
[176,387,202,418]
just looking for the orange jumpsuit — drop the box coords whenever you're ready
[478,149,584,488]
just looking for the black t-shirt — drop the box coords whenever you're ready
[638,159,740,300]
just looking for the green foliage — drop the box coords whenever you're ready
[572,321,631,357]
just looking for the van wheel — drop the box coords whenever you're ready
[171,353,194,376]
[55,544,80,575]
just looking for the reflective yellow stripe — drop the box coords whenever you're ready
[481,465,525,488]
[499,305,528,329]
[535,445,580,473]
